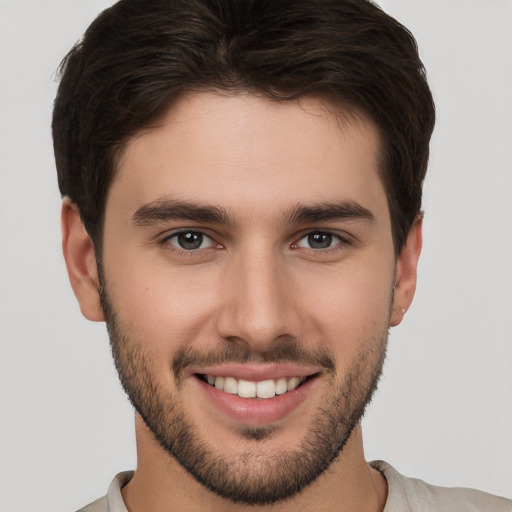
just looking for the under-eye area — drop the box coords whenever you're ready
[197,374,319,399]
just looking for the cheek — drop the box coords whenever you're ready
[299,257,394,348]
[104,255,221,356]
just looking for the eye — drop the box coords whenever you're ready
[165,230,216,251]
[294,231,343,250]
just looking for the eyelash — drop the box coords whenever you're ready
[291,231,348,252]
[159,229,351,256]
[160,230,221,255]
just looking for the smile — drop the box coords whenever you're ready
[199,374,308,399]
[193,367,321,424]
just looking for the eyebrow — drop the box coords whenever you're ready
[132,197,375,227]
[285,201,375,225]
[132,198,233,226]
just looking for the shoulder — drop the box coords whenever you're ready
[75,471,134,512]
[76,495,108,512]
[371,460,512,512]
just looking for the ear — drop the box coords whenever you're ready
[390,217,423,327]
[61,199,105,322]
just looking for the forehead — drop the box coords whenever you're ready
[111,92,388,226]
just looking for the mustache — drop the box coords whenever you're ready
[172,339,336,382]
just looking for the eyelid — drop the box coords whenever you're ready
[160,228,222,252]
[157,227,353,255]
[294,229,350,244]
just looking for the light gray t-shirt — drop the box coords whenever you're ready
[77,461,512,511]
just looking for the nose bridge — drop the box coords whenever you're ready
[216,242,299,349]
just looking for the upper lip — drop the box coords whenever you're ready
[187,363,320,381]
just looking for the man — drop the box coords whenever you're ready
[52,0,511,510]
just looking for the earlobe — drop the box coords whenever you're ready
[61,199,105,322]
[390,217,423,327]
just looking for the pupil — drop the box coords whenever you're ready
[308,232,332,249]
[178,232,203,250]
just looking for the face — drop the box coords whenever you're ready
[71,93,417,505]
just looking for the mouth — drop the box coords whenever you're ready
[197,373,315,399]
[191,367,321,425]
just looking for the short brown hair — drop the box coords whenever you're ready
[52,0,435,253]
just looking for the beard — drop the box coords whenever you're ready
[99,284,388,506]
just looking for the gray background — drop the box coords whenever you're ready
[0,1,511,510]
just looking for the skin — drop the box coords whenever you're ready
[62,93,422,511]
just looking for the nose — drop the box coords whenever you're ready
[215,247,302,352]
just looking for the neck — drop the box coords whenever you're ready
[121,417,387,512]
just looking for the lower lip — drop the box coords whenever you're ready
[194,375,318,425]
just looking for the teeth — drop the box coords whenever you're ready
[275,377,288,395]
[223,376,238,394]
[214,376,224,390]
[204,375,307,399]
[238,379,256,398]
[256,380,276,399]
[287,377,301,391]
